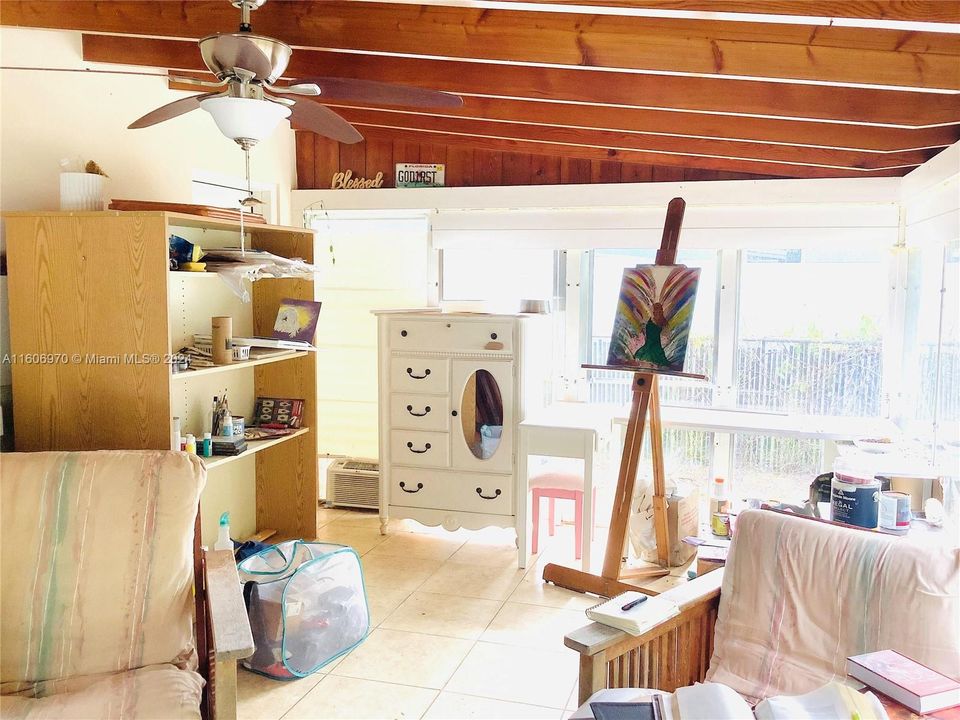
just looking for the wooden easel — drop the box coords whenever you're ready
[543,197,703,598]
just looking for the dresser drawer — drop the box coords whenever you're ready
[389,357,448,394]
[391,319,513,354]
[390,430,450,468]
[390,393,450,432]
[390,467,514,516]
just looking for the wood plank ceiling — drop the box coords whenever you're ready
[2,0,959,180]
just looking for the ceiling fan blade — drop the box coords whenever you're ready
[288,100,363,144]
[266,83,321,97]
[209,34,273,80]
[295,76,463,108]
[128,92,222,129]
[169,74,227,89]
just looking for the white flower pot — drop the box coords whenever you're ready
[59,172,106,211]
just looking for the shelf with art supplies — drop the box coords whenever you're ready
[173,392,308,471]
[543,197,711,599]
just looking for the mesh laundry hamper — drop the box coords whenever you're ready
[237,541,370,679]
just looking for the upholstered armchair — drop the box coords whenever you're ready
[565,510,960,707]
[0,451,254,719]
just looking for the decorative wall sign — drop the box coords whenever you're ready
[396,163,445,188]
[330,170,384,189]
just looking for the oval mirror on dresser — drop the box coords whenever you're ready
[460,369,504,460]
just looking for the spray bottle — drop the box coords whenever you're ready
[214,511,232,552]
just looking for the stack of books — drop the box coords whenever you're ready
[212,435,247,457]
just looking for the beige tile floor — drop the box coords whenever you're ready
[238,506,686,720]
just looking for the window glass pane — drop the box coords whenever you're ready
[589,249,717,407]
[733,433,821,504]
[737,248,886,416]
[916,245,960,426]
[637,428,715,500]
[441,248,555,308]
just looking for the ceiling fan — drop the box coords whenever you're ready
[127,0,463,149]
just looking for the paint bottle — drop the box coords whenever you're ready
[202,432,213,458]
[222,410,233,437]
[184,433,197,454]
[172,416,182,452]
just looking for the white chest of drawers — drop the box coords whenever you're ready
[375,310,547,567]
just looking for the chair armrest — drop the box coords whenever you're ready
[564,569,724,704]
[204,549,255,661]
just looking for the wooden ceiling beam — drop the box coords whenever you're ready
[6,1,960,90]
[82,35,960,127]
[491,0,960,25]
[342,125,907,179]
[313,104,930,170]
[168,73,958,152]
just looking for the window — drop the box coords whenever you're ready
[440,248,558,310]
[915,244,959,428]
[732,433,822,503]
[737,248,888,416]
[587,249,718,407]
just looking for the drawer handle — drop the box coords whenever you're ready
[406,367,431,380]
[406,442,431,454]
[406,405,431,417]
[475,487,502,500]
[399,481,423,494]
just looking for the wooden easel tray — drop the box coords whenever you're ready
[109,199,266,224]
[582,364,708,380]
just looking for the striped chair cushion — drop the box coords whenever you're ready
[1,451,205,688]
[706,510,960,702]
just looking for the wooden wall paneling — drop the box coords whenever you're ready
[419,143,448,166]
[393,140,421,165]
[474,150,504,186]
[445,145,476,186]
[502,152,534,185]
[338,139,367,178]
[295,131,315,190]
[531,154,562,185]
[592,160,622,183]
[252,278,319,540]
[4,213,171,451]
[365,137,395,187]
[621,163,655,182]
[561,158,593,184]
[653,166,686,182]
[314,135,340,189]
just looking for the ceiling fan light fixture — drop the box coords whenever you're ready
[199,96,290,147]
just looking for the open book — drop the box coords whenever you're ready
[673,682,888,720]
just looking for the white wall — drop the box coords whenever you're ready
[0,27,295,217]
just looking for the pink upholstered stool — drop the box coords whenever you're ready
[530,470,597,560]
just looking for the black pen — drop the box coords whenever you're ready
[621,596,648,611]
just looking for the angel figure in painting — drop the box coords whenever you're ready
[607,265,700,373]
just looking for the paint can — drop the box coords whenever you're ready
[879,491,911,532]
[232,415,245,437]
[711,512,731,537]
[831,475,880,528]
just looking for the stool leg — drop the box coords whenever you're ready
[532,490,541,555]
[548,496,556,536]
[574,491,583,561]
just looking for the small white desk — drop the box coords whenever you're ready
[518,403,614,571]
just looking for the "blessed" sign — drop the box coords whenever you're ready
[330,170,384,189]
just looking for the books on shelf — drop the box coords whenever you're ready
[585,591,679,636]
[212,435,247,456]
[847,650,960,715]
[193,333,315,352]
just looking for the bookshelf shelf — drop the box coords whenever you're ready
[172,350,308,380]
[203,428,309,470]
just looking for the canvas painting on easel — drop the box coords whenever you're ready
[606,264,700,373]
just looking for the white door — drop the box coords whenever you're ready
[450,359,514,474]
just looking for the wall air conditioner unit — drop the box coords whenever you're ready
[326,458,380,510]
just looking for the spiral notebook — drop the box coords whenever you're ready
[585,591,680,636]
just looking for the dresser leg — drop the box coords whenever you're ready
[379,515,389,535]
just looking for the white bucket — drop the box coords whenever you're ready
[59,172,105,211]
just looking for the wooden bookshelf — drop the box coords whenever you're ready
[3,210,320,544]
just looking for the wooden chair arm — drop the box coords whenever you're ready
[564,569,724,705]
[204,549,255,661]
